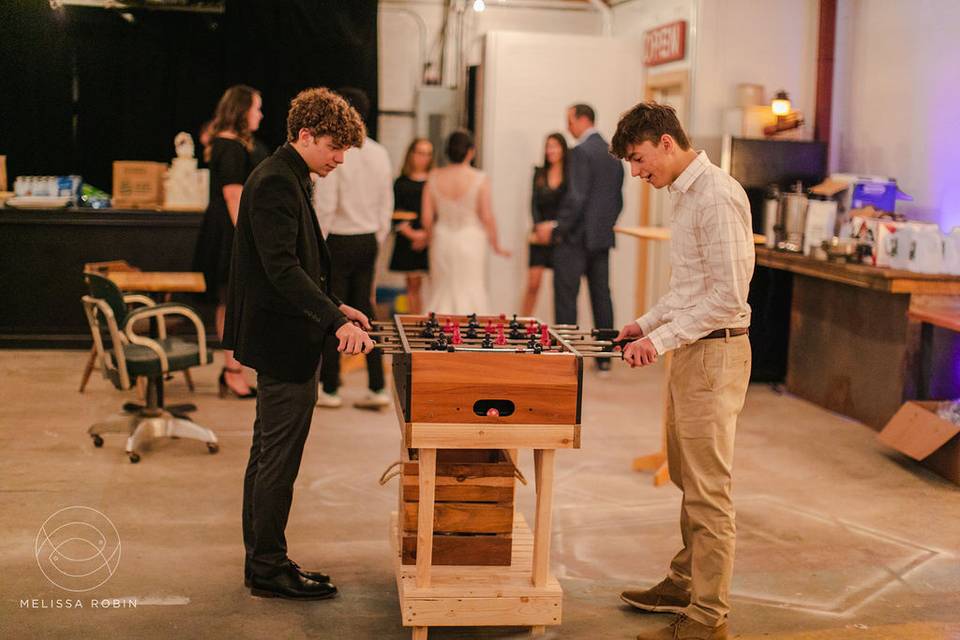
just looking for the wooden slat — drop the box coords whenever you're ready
[403,478,515,503]
[401,534,512,566]
[416,448,436,588]
[410,351,579,425]
[403,502,514,534]
[402,595,560,627]
[532,449,556,587]
[408,423,580,450]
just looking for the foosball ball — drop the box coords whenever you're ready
[371,313,621,639]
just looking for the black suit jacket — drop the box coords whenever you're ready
[554,132,625,251]
[223,144,347,383]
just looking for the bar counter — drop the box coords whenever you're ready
[0,207,207,348]
[755,247,960,430]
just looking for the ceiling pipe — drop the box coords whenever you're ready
[587,0,613,36]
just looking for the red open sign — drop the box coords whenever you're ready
[644,21,686,66]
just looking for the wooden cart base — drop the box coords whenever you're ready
[391,511,562,638]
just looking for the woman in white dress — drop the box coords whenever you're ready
[421,130,509,315]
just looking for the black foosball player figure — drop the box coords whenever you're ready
[481,332,494,349]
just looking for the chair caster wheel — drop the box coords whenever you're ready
[128,452,140,463]
[92,435,104,448]
[207,443,219,454]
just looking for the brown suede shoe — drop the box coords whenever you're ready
[636,615,728,640]
[621,577,690,613]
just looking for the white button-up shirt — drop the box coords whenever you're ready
[312,136,394,243]
[637,151,755,354]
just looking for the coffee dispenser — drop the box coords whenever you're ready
[776,181,808,253]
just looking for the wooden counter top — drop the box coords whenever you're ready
[908,296,960,332]
[755,247,960,295]
[108,271,206,293]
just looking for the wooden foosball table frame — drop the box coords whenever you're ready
[379,314,590,639]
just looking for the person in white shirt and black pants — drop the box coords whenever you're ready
[312,88,394,410]
[611,103,754,640]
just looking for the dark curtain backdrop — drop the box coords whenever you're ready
[0,0,378,191]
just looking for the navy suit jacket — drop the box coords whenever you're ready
[554,132,625,251]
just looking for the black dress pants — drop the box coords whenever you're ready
[552,242,614,330]
[243,367,319,577]
[319,233,385,394]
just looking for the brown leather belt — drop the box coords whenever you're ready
[700,328,749,340]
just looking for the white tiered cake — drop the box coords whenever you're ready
[164,132,209,210]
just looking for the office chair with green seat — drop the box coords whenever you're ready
[81,272,218,463]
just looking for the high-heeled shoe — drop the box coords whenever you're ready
[219,367,257,399]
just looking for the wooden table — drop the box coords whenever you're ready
[611,227,764,486]
[107,271,206,294]
[908,296,960,401]
[755,248,960,429]
[393,210,418,222]
[614,225,767,244]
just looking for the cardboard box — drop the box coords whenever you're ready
[112,161,166,208]
[878,401,960,484]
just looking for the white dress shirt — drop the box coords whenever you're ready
[574,126,599,146]
[637,151,755,354]
[312,136,394,243]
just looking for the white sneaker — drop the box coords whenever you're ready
[354,390,391,411]
[316,391,343,408]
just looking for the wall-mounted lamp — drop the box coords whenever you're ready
[473,0,486,11]
[771,89,791,116]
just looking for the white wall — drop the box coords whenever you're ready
[481,31,643,326]
[691,0,819,154]
[611,0,819,153]
[832,0,960,229]
[378,1,601,172]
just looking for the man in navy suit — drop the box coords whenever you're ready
[537,104,624,370]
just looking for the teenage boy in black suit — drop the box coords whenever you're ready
[224,87,373,600]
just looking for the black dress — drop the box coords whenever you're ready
[389,175,429,273]
[530,166,565,268]
[193,137,257,301]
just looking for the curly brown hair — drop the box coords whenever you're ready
[610,102,691,159]
[210,85,259,152]
[286,87,365,149]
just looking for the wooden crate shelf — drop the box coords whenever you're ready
[391,512,562,628]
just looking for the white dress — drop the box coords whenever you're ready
[427,170,489,315]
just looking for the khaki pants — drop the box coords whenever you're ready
[665,333,751,626]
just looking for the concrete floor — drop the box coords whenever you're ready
[1,350,958,640]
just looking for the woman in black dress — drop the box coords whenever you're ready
[389,138,434,314]
[522,132,568,317]
[192,84,264,398]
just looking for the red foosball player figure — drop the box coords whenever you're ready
[540,324,551,348]
[495,324,507,346]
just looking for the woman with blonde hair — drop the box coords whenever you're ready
[192,84,264,398]
[389,138,434,313]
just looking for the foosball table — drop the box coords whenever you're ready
[372,313,621,639]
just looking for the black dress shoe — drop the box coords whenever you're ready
[245,561,331,588]
[249,566,337,600]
